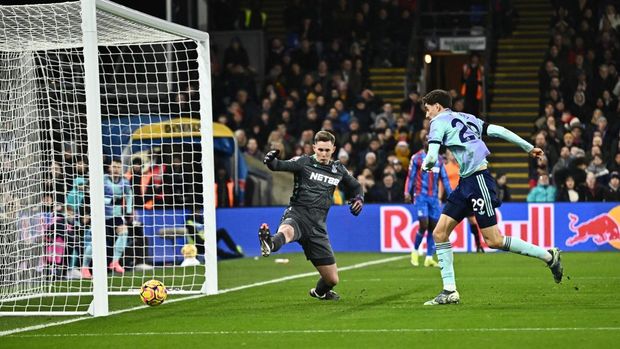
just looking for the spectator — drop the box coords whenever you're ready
[245,138,264,161]
[496,173,512,202]
[569,90,592,123]
[367,174,404,203]
[223,37,250,75]
[374,103,396,130]
[356,168,375,196]
[461,52,484,115]
[556,175,583,202]
[391,158,407,187]
[551,146,571,183]
[582,171,605,201]
[569,156,588,187]
[587,154,610,184]
[400,90,424,132]
[608,152,620,173]
[369,7,393,68]
[527,173,556,202]
[600,4,620,32]
[239,0,267,30]
[604,171,620,202]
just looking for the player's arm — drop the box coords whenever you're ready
[421,119,445,171]
[403,154,417,202]
[340,166,364,216]
[123,179,133,216]
[422,142,441,171]
[263,149,304,172]
[484,124,542,158]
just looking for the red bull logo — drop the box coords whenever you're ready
[566,206,620,249]
[380,204,554,252]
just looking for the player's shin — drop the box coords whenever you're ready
[271,232,286,252]
[436,242,456,291]
[502,236,552,262]
[113,232,128,262]
[413,231,425,250]
[426,234,436,257]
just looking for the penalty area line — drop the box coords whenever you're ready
[10,327,620,338]
[0,255,408,337]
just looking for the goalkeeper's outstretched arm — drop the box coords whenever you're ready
[263,150,304,172]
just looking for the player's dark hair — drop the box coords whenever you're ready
[314,130,336,145]
[422,89,452,108]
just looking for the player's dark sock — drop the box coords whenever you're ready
[271,232,286,252]
[315,277,333,296]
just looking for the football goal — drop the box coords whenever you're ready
[0,0,217,316]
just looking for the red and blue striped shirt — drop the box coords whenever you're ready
[405,150,452,198]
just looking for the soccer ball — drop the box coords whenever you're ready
[139,279,168,306]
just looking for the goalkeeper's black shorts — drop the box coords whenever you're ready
[279,206,335,266]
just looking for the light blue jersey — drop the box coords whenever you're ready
[428,109,490,178]
[103,175,133,218]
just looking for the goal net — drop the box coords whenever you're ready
[0,0,217,316]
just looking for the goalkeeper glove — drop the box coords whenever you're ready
[263,149,280,164]
[349,195,363,216]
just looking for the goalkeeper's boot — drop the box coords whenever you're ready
[424,256,439,268]
[108,260,125,274]
[476,246,485,253]
[309,288,340,301]
[410,250,419,267]
[547,248,563,283]
[423,290,460,306]
[80,267,92,279]
[258,223,273,257]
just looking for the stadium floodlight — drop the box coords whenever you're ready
[0,0,217,316]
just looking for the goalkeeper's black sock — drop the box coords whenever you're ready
[271,232,286,252]
[315,278,333,296]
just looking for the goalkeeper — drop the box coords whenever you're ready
[259,131,364,301]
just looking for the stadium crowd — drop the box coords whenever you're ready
[530,0,620,202]
[209,0,499,206]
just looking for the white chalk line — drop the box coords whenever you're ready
[0,255,408,337]
[10,327,620,338]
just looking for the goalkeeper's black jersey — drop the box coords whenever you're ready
[267,155,363,212]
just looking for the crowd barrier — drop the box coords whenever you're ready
[138,203,619,262]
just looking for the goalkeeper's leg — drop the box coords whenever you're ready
[310,263,340,301]
[258,223,294,257]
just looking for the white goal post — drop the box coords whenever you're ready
[0,0,217,316]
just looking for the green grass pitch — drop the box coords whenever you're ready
[1,252,619,348]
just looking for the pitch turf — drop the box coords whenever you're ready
[1,252,619,348]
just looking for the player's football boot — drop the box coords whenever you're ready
[547,248,563,283]
[424,257,438,268]
[423,290,460,305]
[309,288,340,301]
[410,250,419,267]
[476,246,485,253]
[108,260,125,274]
[258,223,273,257]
